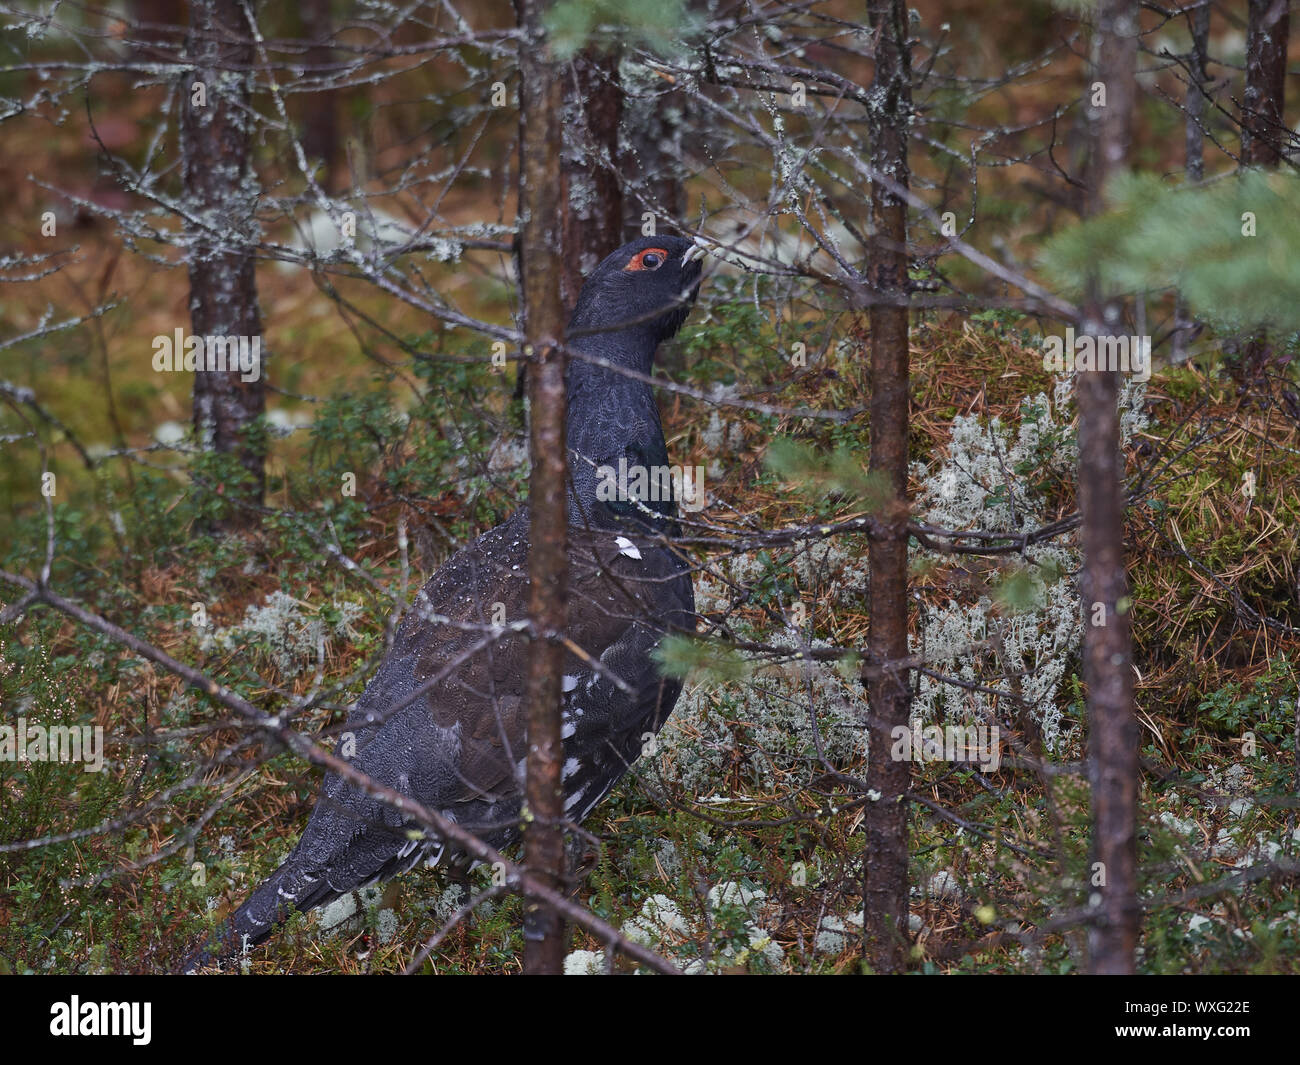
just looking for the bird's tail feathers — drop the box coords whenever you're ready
[178,845,345,973]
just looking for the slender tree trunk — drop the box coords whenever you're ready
[1239,1,1289,382]
[618,0,703,236]
[132,0,185,61]
[1184,3,1209,183]
[1243,0,1291,166]
[516,0,569,976]
[1080,0,1139,976]
[860,0,912,975]
[620,68,687,237]
[560,49,624,311]
[181,0,266,525]
[1172,1,1209,364]
[300,0,338,190]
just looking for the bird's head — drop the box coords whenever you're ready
[567,235,705,350]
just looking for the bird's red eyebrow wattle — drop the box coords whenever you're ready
[623,247,669,271]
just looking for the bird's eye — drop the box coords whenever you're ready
[624,247,669,272]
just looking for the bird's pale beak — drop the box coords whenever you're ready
[682,240,710,264]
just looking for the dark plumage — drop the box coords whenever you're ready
[182,235,704,971]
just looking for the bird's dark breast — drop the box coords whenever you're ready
[338,509,693,853]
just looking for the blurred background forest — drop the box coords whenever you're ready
[1,0,1299,974]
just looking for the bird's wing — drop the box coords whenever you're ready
[272,517,689,871]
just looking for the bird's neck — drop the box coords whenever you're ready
[563,332,677,531]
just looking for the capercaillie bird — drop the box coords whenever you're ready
[181,235,706,971]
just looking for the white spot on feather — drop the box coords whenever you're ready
[562,674,580,693]
[614,536,642,560]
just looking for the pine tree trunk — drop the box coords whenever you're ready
[561,49,624,311]
[300,0,338,190]
[1184,3,1209,184]
[1239,1,1289,381]
[1080,0,1139,976]
[181,0,266,526]
[516,0,569,976]
[620,62,688,237]
[1172,1,1209,364]
[1243,0,1291,166]
[132,0,184,61]
[860,0,913,976]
